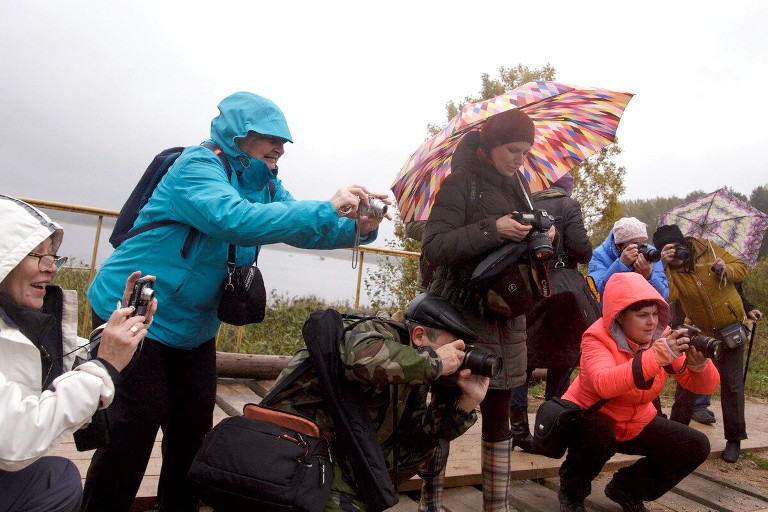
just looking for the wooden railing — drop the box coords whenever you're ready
[14,197,420,337]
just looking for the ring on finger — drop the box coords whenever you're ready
[130,325,139,334]
[339,204,353,215]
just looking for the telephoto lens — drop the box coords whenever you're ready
[459,345,503,378]
[682,325,722,360]
[636,243,661,263]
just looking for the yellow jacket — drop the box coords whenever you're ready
[666,238,747,336]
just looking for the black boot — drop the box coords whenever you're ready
[510,407,535,452]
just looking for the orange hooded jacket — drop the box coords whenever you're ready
[562,272,719,441]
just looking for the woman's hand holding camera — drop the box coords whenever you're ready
[100,271,158,372]
[496,214,532,242]
[330,184,392,234]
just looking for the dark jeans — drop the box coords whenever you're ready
[0,456,82,512]
[81,313,217,512]
[670,343,746,441]
[559,414,709,502]
[510,366,573,408]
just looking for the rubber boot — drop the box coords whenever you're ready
[481,437,511,512]
[509,407,535,453]
[418,440,449,512]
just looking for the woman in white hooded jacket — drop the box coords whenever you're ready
[0,195,155,512]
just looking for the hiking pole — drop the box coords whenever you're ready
[743,322,758,387]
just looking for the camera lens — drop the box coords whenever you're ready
[674,244,691,261]
[528,231,554,261]
[359,195,388,218]
[688,333,722,360]
[637,243,661,263]
[460,349,503,378]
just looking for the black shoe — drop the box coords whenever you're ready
[722,440,740,463]
[691,409,716,425]
[510,407,537,453]
[605,480,648,512]
[558,489,586,512]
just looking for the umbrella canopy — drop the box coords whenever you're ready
[657,188,768,268]
[392,81,634,223]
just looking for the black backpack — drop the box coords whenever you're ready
[109,141,231,258]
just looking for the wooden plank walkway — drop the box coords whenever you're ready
[49,378,768,511]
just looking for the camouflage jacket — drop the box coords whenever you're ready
[267,313,477,507]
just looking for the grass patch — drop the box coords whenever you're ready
[743,451,768,470]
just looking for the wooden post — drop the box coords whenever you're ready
[354,251,365,308]
[81,215,103,337]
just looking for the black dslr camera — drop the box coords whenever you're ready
[680,324,722,360]
[636,243,661,263]
[128,278,155,316]
[459,344,503,378]
[672,243,692,261]
[511,209,555,262]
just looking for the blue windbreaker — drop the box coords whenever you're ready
[88,93,374,348]
[588,230,669,301]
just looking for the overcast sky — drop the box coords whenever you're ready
[2,0,766,258]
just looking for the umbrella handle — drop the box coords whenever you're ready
[743,322,757,387]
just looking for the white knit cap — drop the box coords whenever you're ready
[613,217,647,245]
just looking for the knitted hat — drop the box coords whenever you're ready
[653,224,687,248]
[551,173,575,196]
[479,109,535,150]
[613,217,648,244]
[406,293,477,342]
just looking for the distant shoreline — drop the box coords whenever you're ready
[262,243,387,265]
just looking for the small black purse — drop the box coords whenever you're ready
[532,397,608,459]
[217,245,266,326]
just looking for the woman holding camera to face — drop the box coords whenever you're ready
[654,224,750,464]
[556,272,719,512]
[423,109,554,512]
[0,196,156,512]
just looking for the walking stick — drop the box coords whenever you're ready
[743,322,758,387]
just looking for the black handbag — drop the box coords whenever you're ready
[189,403,332,511]
[217,244,266,326]
[532,397,608,459]
[716,321,748,349]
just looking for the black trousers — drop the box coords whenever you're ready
[0,457,82,512]
[670,343,746,441]
[81,315,217,512]
[559,414,709,503]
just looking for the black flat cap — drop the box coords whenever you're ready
[405,293,477,342]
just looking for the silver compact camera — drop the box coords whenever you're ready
[128,278,155,317]
[358,194,388,218]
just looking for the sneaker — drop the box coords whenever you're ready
[691,409,716,425]
[605,480,648,512]
[558,489,586,512]
[722,440,740,463]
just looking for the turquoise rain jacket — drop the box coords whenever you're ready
[88,93,374,348]
[588,230,668,301]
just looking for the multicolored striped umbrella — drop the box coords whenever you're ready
[392,81,634,223]
[658,188,768,268]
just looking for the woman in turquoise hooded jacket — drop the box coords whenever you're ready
[83,92,386,512]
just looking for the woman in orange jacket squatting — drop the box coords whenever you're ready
[557,272,720,512]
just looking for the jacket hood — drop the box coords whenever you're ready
[0,196,64,284]
[602,272,670,350]
[210,92,293,158]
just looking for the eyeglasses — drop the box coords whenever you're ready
[27,252,68,271]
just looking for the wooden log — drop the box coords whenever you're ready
[216,352,292,379]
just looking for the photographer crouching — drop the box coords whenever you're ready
[0,196,156,512]
[556,272,719,512]
[263,293,490,512]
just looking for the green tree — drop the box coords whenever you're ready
[750,184,768,260]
